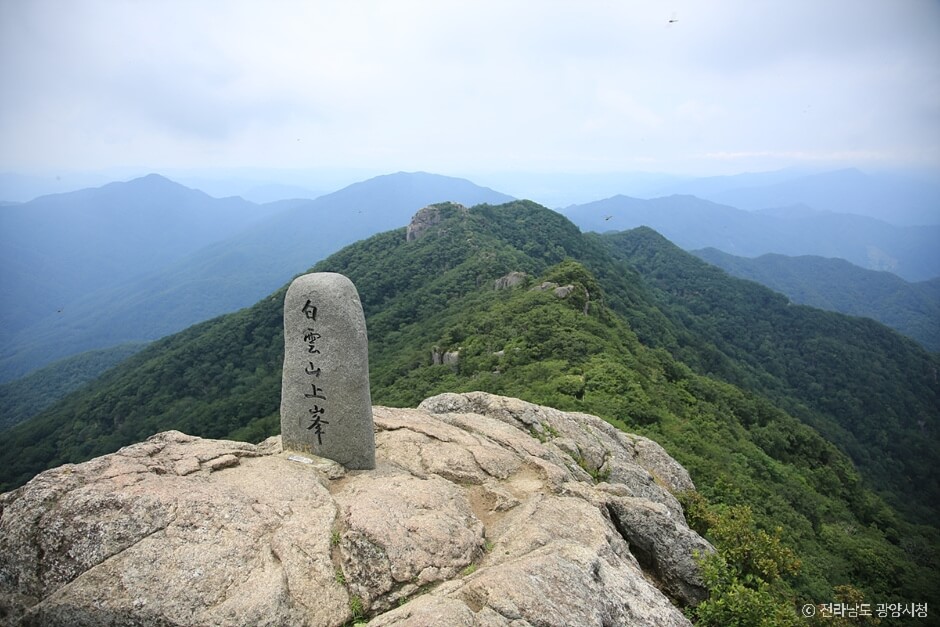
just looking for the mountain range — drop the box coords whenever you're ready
[2,198,937,620]
[0,172,512,382]
[0,174,278,339]
[561,194,940,281]
[693,249,940,352]
[3,169,939,436]
[683,168,940,227]
[7,166,938,222]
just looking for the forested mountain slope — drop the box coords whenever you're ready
[0,342,148,431]
[600,228,939,523]
[2,201,937,620]
[692,248,940,352]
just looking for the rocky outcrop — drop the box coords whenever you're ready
[0,392,711,627]
[531,281,592,314]
[494,272,527,290]
[405,203,468,242]
[531,280,578,299]
[430,348,460,367]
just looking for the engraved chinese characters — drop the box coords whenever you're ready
[280,273,376,469]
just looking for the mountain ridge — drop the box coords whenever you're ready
[692,248,940,352]
[599,226,939,516]
[562,194,940,281]
[651,168,940,226]
[0,342,148,431]
[0,172,514,382]
[0,175,278,371]
[3,200,936,618]
[5,168,935,388]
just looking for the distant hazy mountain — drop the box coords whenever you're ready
[693,249,940,352]
[0,172,119,203]
[690,168,940,226]
[237,183,323,203]
[0,171,512,381]
[0,174,278,341]
[561,194,940,281]
[471,171,686,208]
[646,167,817,198]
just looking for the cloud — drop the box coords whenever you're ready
[1,0,937,175]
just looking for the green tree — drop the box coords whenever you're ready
[683,495,802,626]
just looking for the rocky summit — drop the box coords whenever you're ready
[0,392,711,627]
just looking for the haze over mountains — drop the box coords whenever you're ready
[5,166,938,225]
[562,195,940,281]
[0,174,279,338]
[0,167,937,420]
[0,172,512,382]
[648,167,940,226]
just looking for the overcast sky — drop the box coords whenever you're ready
[1,0,938,181]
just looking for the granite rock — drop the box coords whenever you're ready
[0,393,711,627]
[405,203,468,242]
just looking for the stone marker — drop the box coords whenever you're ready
[280,272,376,469]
